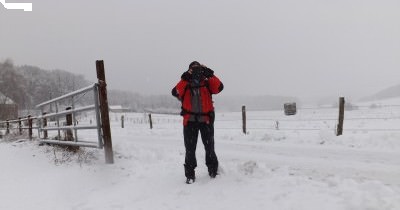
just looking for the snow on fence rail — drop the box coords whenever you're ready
[0,60,114,164]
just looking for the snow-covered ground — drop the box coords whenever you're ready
[1,101,400,210]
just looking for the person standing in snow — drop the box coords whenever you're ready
[172,61,224,184]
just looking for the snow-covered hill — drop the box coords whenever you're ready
[362,84,400,102]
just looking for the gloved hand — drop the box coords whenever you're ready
[202,67,214,78]
[181,71,192,81]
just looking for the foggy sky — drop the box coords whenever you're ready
[1,0,399,101]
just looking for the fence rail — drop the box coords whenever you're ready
[37,105,96,119]
[35,84,97,108]
[0,115,38,139]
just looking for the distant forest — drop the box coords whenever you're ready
[0,60,297,113]
[0,60,90,110]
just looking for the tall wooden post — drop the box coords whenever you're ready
[18,117,22,135]
[28,115,33,140]
[242,105,247,134]
[96,60,114,164]
[6,120,9,134]
[43,112,48,139]
[337,97,345,136]
[149,114,153,129]
[65,107,74,141]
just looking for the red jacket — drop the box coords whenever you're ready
[172,72,224,126]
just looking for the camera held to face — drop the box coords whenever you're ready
[191,65,204,81]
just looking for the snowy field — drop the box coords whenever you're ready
[1,99,400,210]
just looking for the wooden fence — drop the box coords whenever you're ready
[0,60,114,164]
[113,96,400,135]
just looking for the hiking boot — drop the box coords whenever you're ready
[186,177,196,184]
[184,164,196,181]
[209,170,218,178]
[209,172,218,178]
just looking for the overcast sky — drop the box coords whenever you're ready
[1,0,399,101]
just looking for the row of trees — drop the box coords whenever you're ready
[0,60,90,110]
[0,60,26,106]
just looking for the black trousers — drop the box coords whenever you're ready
[183,121,218,178]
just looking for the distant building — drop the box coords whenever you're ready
[0,92,18,120]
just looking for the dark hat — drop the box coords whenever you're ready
[189,61,201,69]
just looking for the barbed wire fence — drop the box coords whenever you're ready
[108,97,400,135]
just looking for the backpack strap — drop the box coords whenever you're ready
[180,79,211,104]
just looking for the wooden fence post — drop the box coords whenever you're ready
[28,115,33,140]
[337,97,345,136]
[18,117,22,135]
[65,107,74,141]
[96,60,114,164]
[149,114,153,129]
[242,105,247,134]
[43,112,48,139]
[121,115,124,128]
[275,121,279,130]
[6,120,9,134]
